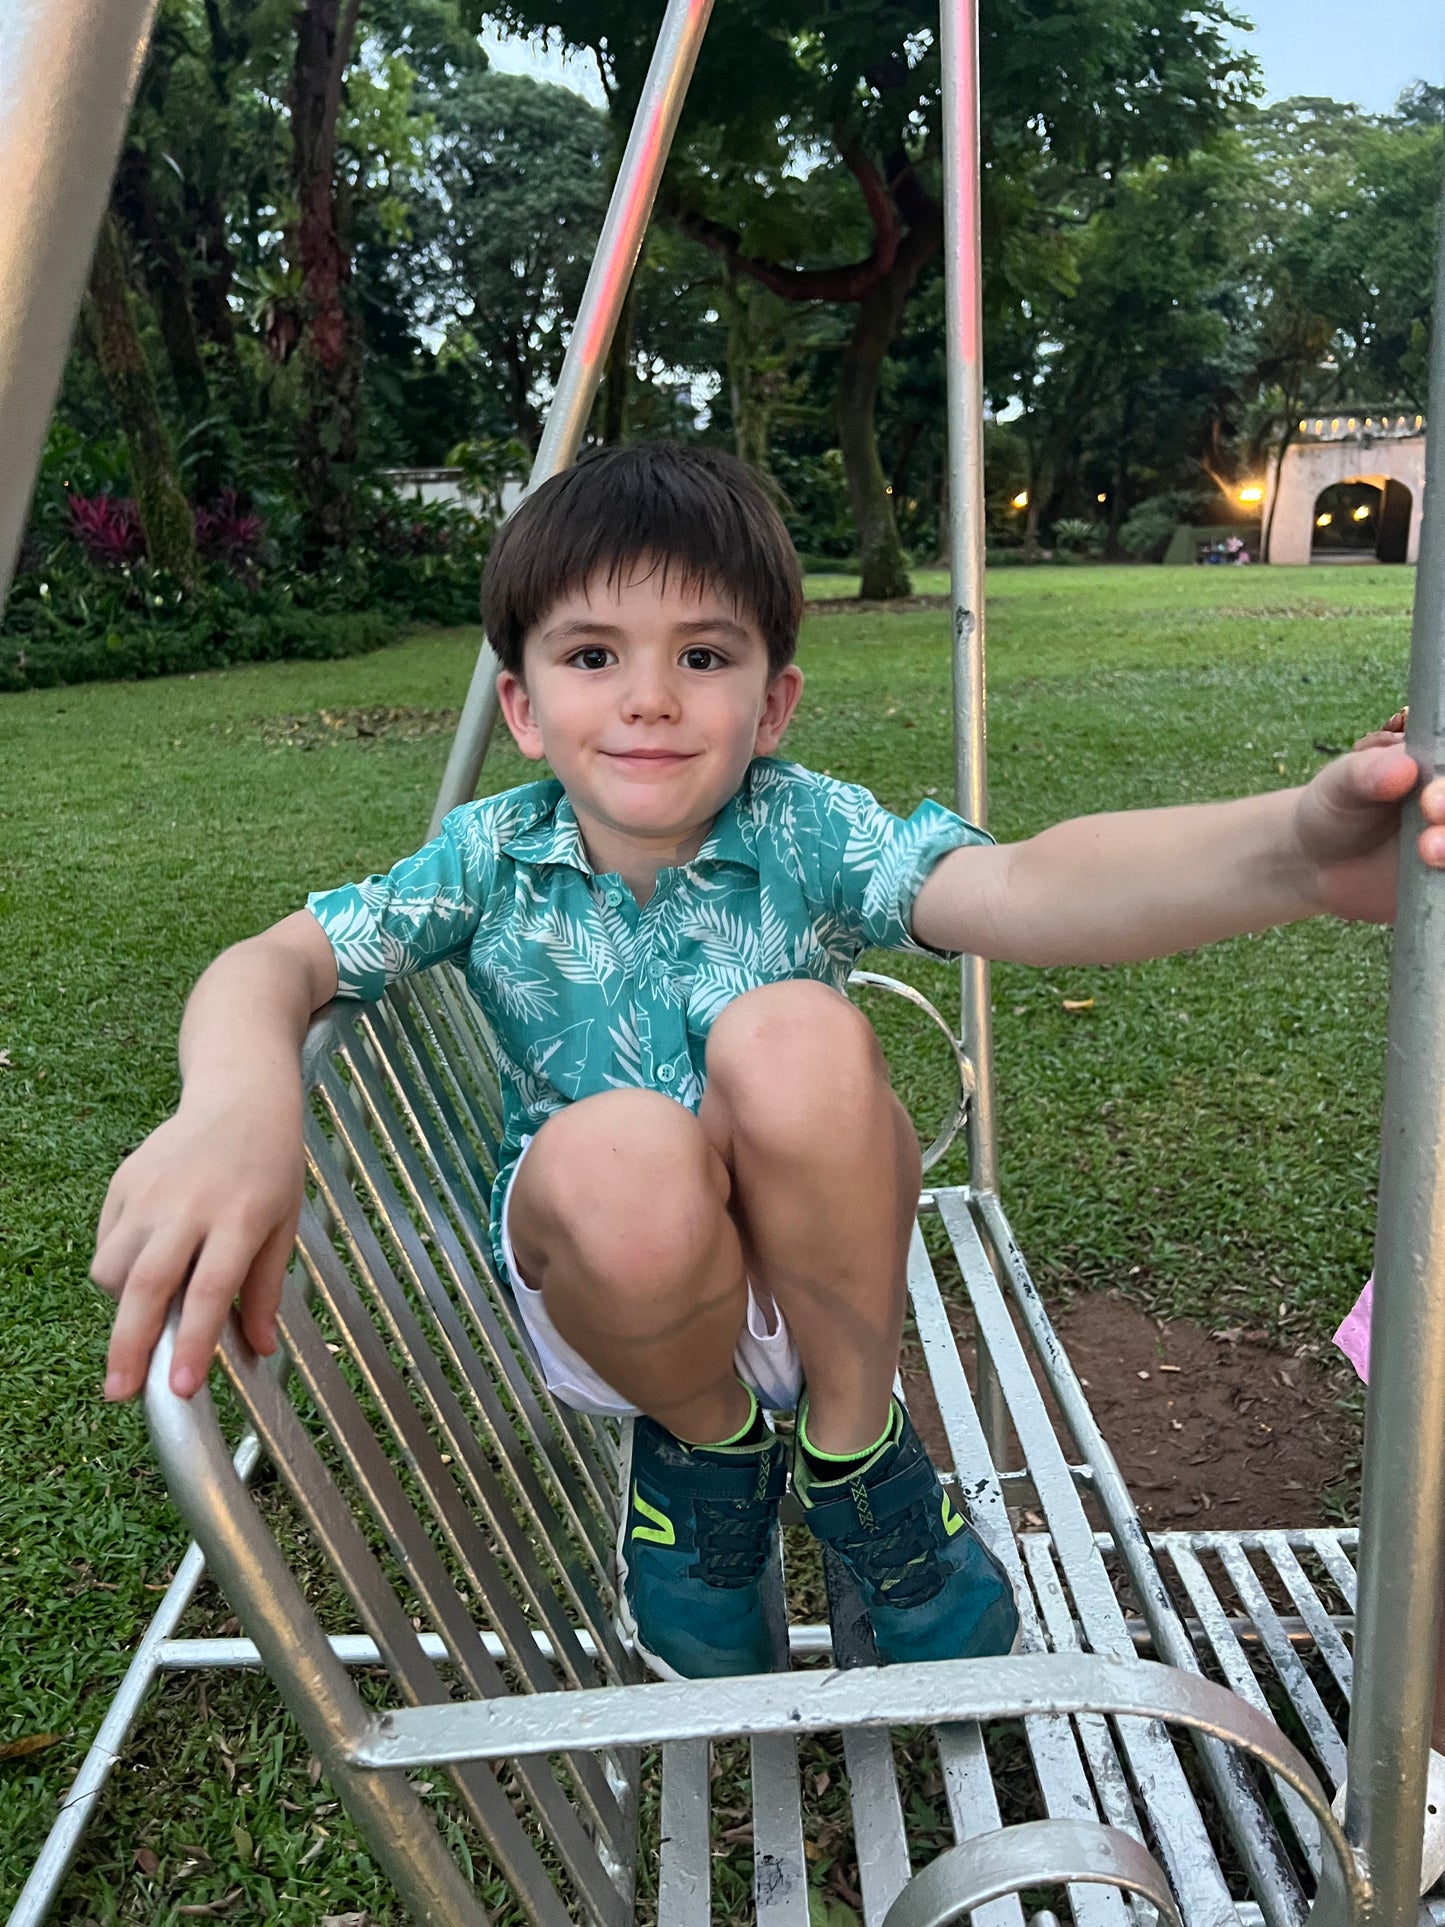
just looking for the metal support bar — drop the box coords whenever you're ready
[0,0,161,610]
[428,0,716,833]
[939,0,998,1187]
[144,1315,492,1927]
[1322,177,1445,1927]
[880,1821,1183,1927]
[6,1433,263,1927]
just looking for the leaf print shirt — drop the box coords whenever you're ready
[306,757,990,1280]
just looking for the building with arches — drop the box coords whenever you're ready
[1261,410,1426,564]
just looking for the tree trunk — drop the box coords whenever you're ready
[291,0,363,562]
[1023,496,1041,562]
[725,292,771,471]
[933,458,950,567]
[83,214,199,588]
[599,266,637,445]
[838,273,914,600]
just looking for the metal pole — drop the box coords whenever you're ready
[1329,179,1445,1927]
[7,1435,264,1927]
[0,0,161,615]
[428,0,716,836]
[938,0,999,1193]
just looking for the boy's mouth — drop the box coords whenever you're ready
[601,749,698,768]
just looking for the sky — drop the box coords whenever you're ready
[1229,0,1443,114]
[483,5,1444,117]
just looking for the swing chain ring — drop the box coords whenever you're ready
[847,969,975,1173]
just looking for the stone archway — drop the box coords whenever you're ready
[1262,414,1425,564]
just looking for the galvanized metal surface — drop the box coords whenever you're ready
[0,0,160,609]
[123,962,1379,1927]
[939,0,998,1197]
[427,0,716,833]
[1325,178,1445,1927]
[879,1821,1186,1927]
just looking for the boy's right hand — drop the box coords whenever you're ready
[91,910,336,1403]
[92,1090,305,1402]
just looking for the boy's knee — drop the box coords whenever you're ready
[516,1090,726,1293]
[706,981,886,1134]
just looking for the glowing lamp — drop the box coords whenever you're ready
[1316,512,1333,528]
[1352,505,1371,521]
[1011,491,1029,509]
[1238,485,1264,506]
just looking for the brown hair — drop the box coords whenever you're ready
[480,442,803,676]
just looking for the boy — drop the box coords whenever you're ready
[94,443,1445,1682]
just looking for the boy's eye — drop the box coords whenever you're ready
[681,646,724,671]
[571,647,613,670]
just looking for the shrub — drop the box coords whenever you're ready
[67,493,145,569]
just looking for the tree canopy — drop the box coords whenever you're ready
[10,0,1443,671]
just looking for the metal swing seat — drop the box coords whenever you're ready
[6,3,1445,1924]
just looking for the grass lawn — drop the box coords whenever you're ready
[0,562,1415,1920]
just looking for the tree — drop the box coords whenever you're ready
[82,215,200,586]
[499,0,1255,595]
[390,69,611,451]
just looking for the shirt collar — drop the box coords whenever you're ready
[499,785,594,873]
[499,770,760,876]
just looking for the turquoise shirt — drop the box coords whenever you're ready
[307,757,989,1274]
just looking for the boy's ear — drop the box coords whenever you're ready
[496,667,546,761]
[753,665,804,756]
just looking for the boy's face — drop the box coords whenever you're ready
[496,564,803,857]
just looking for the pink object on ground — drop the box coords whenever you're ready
[1334,1276,1374,1383]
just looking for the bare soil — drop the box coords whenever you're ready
[901,1288,1362,1529]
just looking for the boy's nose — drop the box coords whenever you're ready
[620,669,681,722]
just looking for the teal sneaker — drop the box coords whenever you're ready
[617,1414,789,1680]
[793,1398,1019,1664]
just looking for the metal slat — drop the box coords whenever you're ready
[1020,1540,1147,1854]
[658,1742,711,1924]
[266,1285,632,1891]
[751,1736,811,1923]
[1162,1541,1323,1875]
[953,1200,1316,1927]
[219,1318,594,1927]
[843,1729,914,1924]
[936,1197,1246,1927]
[1258,1535,1355,1701]
[307,1082,626,1660]
[302,1128,627,1676]
[330,1045,618,1578]
[907,1231,1125,1927]
[1212,1542,1347,1785]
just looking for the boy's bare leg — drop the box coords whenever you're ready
[506,1089,753,1444]
[699,981,919,1456]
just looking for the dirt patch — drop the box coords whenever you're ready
[258,704,459,750]
[805,593,951,615]
[901,1288,1360,1530]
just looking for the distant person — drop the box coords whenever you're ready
[92,445,1445,1681]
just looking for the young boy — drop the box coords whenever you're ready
[94,442,1445,1683]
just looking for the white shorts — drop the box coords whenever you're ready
[499,1137,804,1418]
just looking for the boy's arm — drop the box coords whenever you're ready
[911,743,1445,965]
[92,909,338,1402]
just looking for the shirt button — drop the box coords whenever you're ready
[657,1063,676,1084]
[604,888,623,908]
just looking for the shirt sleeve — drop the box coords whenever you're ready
[808,775,993,958]
[305,804,498,1001]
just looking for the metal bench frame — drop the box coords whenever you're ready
[5,1,1445,1922]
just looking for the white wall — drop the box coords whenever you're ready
[1263,436,1425,564]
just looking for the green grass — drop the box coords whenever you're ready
[0,562,1415,1919]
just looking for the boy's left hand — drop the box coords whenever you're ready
[1298,712,1445,923]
